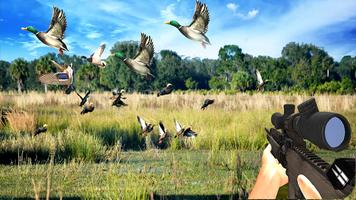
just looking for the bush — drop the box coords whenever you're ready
[316,81,340,93]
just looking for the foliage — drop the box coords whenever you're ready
[185,77,198,90]
[9,58,29,92]
[0,42,355,94]
[231,71,254,92]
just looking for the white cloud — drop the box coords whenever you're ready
[217,0,356,59]
[161,4,177,20]
[20,34,46,51]
[226,3,238,12]
[99,1,124,13]
[247,9,259,19]
[86,32,102,39]
[226,3,259,20]
[160,3,190,24]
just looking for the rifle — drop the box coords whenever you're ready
[266,98,355,198]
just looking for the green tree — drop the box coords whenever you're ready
[337,56,356,81]
[208,76,225,90]
[76,63,100,91]
[0,61,11,90]
[215,45,246,88]
[185,77,198,90]
[282,42,334,90]
[154,50,189,90]
[9,58,29,93]
[231,71,254,92]
[35,54,56,92]
[101,41,154,92]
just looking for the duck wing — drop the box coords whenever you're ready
[256,69,263,85]
[189,0,209,34]
[39,73,71,85]
[175,120,183,133]
[83,91,91,100]
[50,60,66,72]
[137,116,147,131]
[133,33,154,66]
[158,121,166,136]
[46,7,67,40]
[92,44,106,62]
[75,91,83,100]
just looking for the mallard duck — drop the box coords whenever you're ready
[39,60,73,86]
[81,103,95,115]
[21,7,68,55]
[112,95,127,108]
[111,89,126,99]
[158,121,169,144]
[112,33,154,79]
[82,44,107,68]
[65,84,76,95]
[75,90,91,107]
[165,0,210,48]
[201,99,214,110]
[174,119,197,138]
[256,69,269,91]
[34,124,47,136]
[137,116,154,135]
[157,83,173,97]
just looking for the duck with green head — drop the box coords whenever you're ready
[21,6,68,55]
[111,33,155,79]
[165,0,210,48]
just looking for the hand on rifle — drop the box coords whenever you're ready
[249,144,322,199]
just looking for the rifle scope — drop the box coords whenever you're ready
[272,98,351,151]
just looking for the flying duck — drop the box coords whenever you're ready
[82,44,107,68]
[80,103,95,115]
[157,83,173,97]
[34,124,48,136]
[137,116,154,135]
[174,119,198,138]
[75,90,91,107]
[65,84,76,95]
[165,0,210,48]
[112,95,127,108]
[158,121,169,144]
[39,60,73,85]
[201,99,214,110]
[21,7,68,55]
[111,89,126,99]
[256,69,269,91]
[112,33,155,79]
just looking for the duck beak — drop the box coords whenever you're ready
[164,21,170,24]
[21,27,27,30]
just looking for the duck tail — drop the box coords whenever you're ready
[201,42,206,49]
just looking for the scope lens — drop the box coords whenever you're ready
[325,117,346,148]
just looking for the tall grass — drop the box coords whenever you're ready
[6,111,36,134]
[0,92,355,163]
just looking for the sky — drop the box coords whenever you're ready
[0,0,356,62]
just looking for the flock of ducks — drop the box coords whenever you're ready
[18,1,270,141]
[137,116,199,146]
[31,86,216,143]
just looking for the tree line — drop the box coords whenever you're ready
[0,41,355,94]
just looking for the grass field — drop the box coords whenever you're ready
[0,92,355,199]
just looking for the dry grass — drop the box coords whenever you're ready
[6,111,36,134]
[0,91,353,112]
